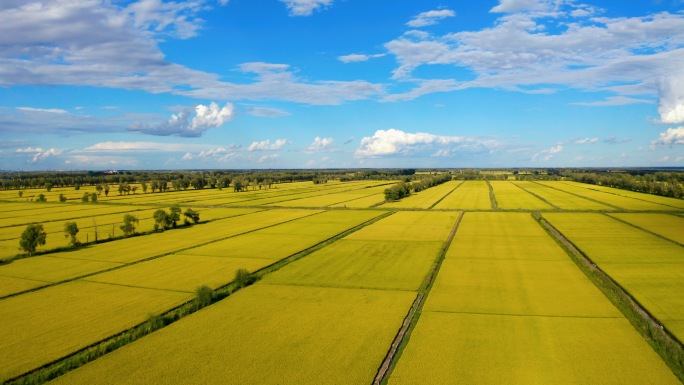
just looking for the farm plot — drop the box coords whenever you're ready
[432,180,491,210]
[51,211,456,384]
[513,181,610,210]
[489,181,552,210]
[538,182,673,211]
[271,184,389,208]
[0,209,302,297]
[388,212,679,384]
[609,213,684,244]
[0,280,192,382]
[51,284,415,385]
[563,181,684,210]
[87,210,383,292]
[381,180,461,209]
[543,213,684,340]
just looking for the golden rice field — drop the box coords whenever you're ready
[0,179,683,384]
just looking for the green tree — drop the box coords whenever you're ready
[153,209,170,231]
[59,193,67,202]
[141,181,148,194]
[235,268,257,287]
[104,184,110,196]
[20,224,47,256]
[169,204,182,227]
[45,182,53,192]
[64,221,80,247]
[90,192,98,202]
[36,194,47,202]
[81,192,90,203]
[183,208,200,225]
[18,190,23,198]
[195,285,214,308]
[120,214,139,236]
[74,183,81,190]
[96,184,103,195]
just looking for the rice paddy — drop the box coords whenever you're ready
[1,178,683,384]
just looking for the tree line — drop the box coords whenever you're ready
[384,173,452,201]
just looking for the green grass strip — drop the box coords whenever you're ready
[375,211,464,385]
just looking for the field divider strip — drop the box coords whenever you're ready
[0,209,321,301]
[568,181,683,210]
[512,181,559,209]
[535,181,625,210]
[4,210,395,385]
[373,210,464,385]
[428,181,464,209]
[533,212,684,383]
[604,213,684,248]
[428,309,622,319]
[485,180,498,210]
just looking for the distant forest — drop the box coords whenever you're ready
[0,168,682,199]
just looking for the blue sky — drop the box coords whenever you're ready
[1,0,684,170]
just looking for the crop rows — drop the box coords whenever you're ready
[388,212,679,384]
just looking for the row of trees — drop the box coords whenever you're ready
[384,173,452,201]
[18,205,200,256]
[571,171,684,198]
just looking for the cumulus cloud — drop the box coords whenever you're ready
[16,147,63,163]
[279,0,332,16]
[650,127,684,149]
[129,102,234,137]
[407,9,456,28]
[355,128,505,158]
[657,71,684,124]
[337,53,386,63]
[532,144,563,161]
[247,139,288,151]
[306,137,334,152]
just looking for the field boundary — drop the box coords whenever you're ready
[512,181,559,209]
[534,181,624,210]
[427,181,464,209]
[4,211,395,385]
[534,212,684,383]
[485,180,498,209]
[373,211,464,385]
[604,213,684,248]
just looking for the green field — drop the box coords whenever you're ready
[432,180,491,210]
[489,181,552,210]
[49,210,458,384]
[1,178,683,384]
[543,213,684,340]
[388,212,680,384]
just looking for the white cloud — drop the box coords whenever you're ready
[247,139,288,151]
[246,107,290,118]
[490,0,552,13]
[532,144,563,161]
[657,71,684,124]
[182,152,193,160]
[0,2,382,106]
[16,147,63,162]
[384,9,684,103]
[650,127,684,149]
[355,128,506,158]
[573,96,654,107]
[306,137,334,152]
[16,107,68,114]
[407,9,456,28]
[129,102,234,137]
[259,154,279,163]
[81,141,211,153]
[337,53,386,63]
[382,79,460,102]
[197,145,240,162]
[279,0,332,16]
[575,137,599,145]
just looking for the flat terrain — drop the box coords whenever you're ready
[0,179,682,384]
